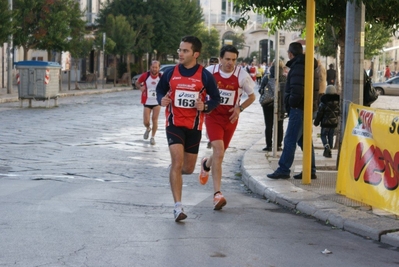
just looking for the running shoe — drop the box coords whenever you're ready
[174,207,187,222]
[143,127,151,140]
[150,137,155,145]
[199,157,209,185]
[213,192,227,210]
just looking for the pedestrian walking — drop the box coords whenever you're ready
[267,42,319,180]
[156,36,220,222]
[384,65,391,80]
[313,85,340,158]
[199,45,256,210]
[136,60,162,145]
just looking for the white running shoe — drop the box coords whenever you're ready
[174,206,187,222]
[143,128,151,140]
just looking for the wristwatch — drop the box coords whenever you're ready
[204,104,208,112]
[239,105,244,112]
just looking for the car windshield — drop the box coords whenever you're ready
[387,77,399,84]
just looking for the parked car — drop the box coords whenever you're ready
[132,64,176,89]
[372,76,399,96]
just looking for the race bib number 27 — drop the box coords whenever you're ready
[174,90,199,108]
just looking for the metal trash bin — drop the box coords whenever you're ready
[15,61,61,108]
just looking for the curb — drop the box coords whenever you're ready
[241,139,399,248]
[0,87,134,104]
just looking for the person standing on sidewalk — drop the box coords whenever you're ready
[198,45,255,210]
[259,59,286,152]
[326,64,336,85]
[136,60,162,145]
[156,36,220,222]
[313,85,340,158]
[267,42,318,180]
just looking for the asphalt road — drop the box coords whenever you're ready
[0,91,397,267]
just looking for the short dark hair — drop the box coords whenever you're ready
[209,57,219,64]
[220,45,239,58]
[181,35,202,53]
[288,42,303,57]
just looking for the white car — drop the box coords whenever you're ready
[372,76,399,96]
[132,64,176,89]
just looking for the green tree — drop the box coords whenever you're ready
[13,0,86,60]
[0,0,13,43]
[228,0,399,82]
[222,32,246,50]
[364,22,392,60]
[97,0,204,70]
[197,26,220,64]
[68,36,95,89]
[102,14,137,86]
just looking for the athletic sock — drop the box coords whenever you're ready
[203,159,211,172]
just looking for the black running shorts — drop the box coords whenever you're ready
[165,124,202,154]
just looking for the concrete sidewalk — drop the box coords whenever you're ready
[0,83,133,104]
[241,126,399,248]
[1,83,398,248]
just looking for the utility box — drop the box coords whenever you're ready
[15,61,61,108]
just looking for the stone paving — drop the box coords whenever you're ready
[1,83,398,248]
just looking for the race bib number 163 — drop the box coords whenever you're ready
[174,90,199,108]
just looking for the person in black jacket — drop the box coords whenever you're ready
[326,64,336,85]
[313,85,340,158]
[267,42,318,180]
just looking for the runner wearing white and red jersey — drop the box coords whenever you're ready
[136,60,162,145]
[199,45,256,210]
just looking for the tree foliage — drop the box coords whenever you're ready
[13,0,86,60]
[101,14,137,85]
[228,0,399,89]
[69,36,94,89]
[229,0,399,55]
[364,22,392,60]
[0,0,13,43]
[222,32,246,50]
[197,26,220,63]
[96,0,211,66]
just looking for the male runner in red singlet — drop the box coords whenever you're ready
[136,60,161,145]
[199,45,256,210]
[156,36,220,222]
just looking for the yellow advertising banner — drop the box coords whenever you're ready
[337,103,399,215]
